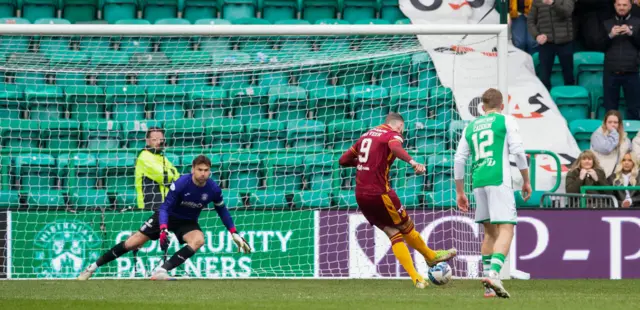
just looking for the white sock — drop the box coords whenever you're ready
[87,263,98,272]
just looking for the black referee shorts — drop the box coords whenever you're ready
[138,212,202,244]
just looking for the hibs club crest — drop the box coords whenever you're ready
[33,220,102,278]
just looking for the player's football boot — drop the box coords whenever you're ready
[484,287,496,298]
[77,268,94,281]
[415,280,429,289]
[427,248,458,267]
[150,269,176,281]
[482,277,510,298]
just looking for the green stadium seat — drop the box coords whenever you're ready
[0,18,30,62]
[287,119,326,150]
[338,156,356,190]
[14,153,56,192]
[390,87,428,123]
[223,153,263,191]
[25,84,64,120]
[104,1,138,23]
[307,86,350,125]
[65,86,107,121]
[407,120,447,154]
[90,50,130,66]
[394,18,410,24]
[326,119,365,151]
[278,36,312,60]
[302,0,339,23]
[62,0,98,23]
[298,70,328,90]
[343,0,379,23]
[222,0,257,21]
[190,85,230,120]
[41,120,81,149]
[147,86,188,121]
[550,85,590,123]
[184,2,220,23]
[0,119,39,149]
[105,86,146,122]
[16,71,45,86]
[164,118,207,148]
[96,72,130,87]
[269,85,308,120]
[428,153,454,199]
[206,117,245,149]
[246,119,287,150]
[623,120,640,140]
[265,154,305,191]
[263,0,299,23]
[81,120,120,150]
[380,0,404,23]
[255,71,288,97]
[339,66,372,87]
[333,190,357,209]
[194,21,232,51]
[0,1,15,18]
[395,155,427,193]
[115,189,137,208]
[122,120,162,148]
[23,1,59,23]
[315,18,348,24]
[431,87,457,124]
[0,190,20,208]
[28,190,65,209]
[378,57,412,89]
[65,152,99,189]
[574,52,604,95]
[249,190,290,209]
[447,120,469,150]
[211,51,252,66]
[97,152,137,193]
[222,189,243,208]
[395,189,422,209]
[155,18,192,53]
[72,190,113,210]
[56,72,89,88]
[143,0,181,23]
[294,190,332,208]
[114,19,152,52]
[195,18,230,25]
[220,72,253,93]
[0,83,24,120]
[303,153,336,191]
[350,85,389,127]
[424,190,456,208]
[412,52,439,89]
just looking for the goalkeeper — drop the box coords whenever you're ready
[78,155,252,281]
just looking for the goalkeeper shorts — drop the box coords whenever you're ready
[139,212,202,244]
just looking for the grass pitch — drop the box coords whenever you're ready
[0,279,638,310]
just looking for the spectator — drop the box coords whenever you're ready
[135,127,180,210]
[527,0,575,90]
[574,0,614,52]
[565,150,608,194]
[607,151,640,207]
[602,0,640,121]
[510,0,537,53]
[632,130,640,157]
[591,110,631,177]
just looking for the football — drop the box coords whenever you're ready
[428,262,452,285]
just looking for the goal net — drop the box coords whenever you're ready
[0,23,507,279]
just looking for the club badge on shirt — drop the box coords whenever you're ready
[201,193,208,201]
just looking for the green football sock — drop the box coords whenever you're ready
[490,253,506,274]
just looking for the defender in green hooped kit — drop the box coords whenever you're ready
[453,88,532,299]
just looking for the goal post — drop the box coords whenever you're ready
[0,23,509,280]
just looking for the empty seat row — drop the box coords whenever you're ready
[0,117,466,152]
[0,0,407,24]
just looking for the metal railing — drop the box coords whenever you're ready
[540,192,619,208]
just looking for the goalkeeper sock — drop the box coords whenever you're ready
[402,227,437,262]
[96,241,129,267]
[161,245,196,271]
[390,233,423,284]
[482,255,492,277]
[490,253,506,275]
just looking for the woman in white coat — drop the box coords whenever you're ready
[591,110,631,177]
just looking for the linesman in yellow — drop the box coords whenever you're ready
[135,127,180,211]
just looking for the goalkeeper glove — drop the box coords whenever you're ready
[159,225,170,252]
[231,232,252,253]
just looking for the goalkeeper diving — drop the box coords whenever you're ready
[78,155,252,281]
